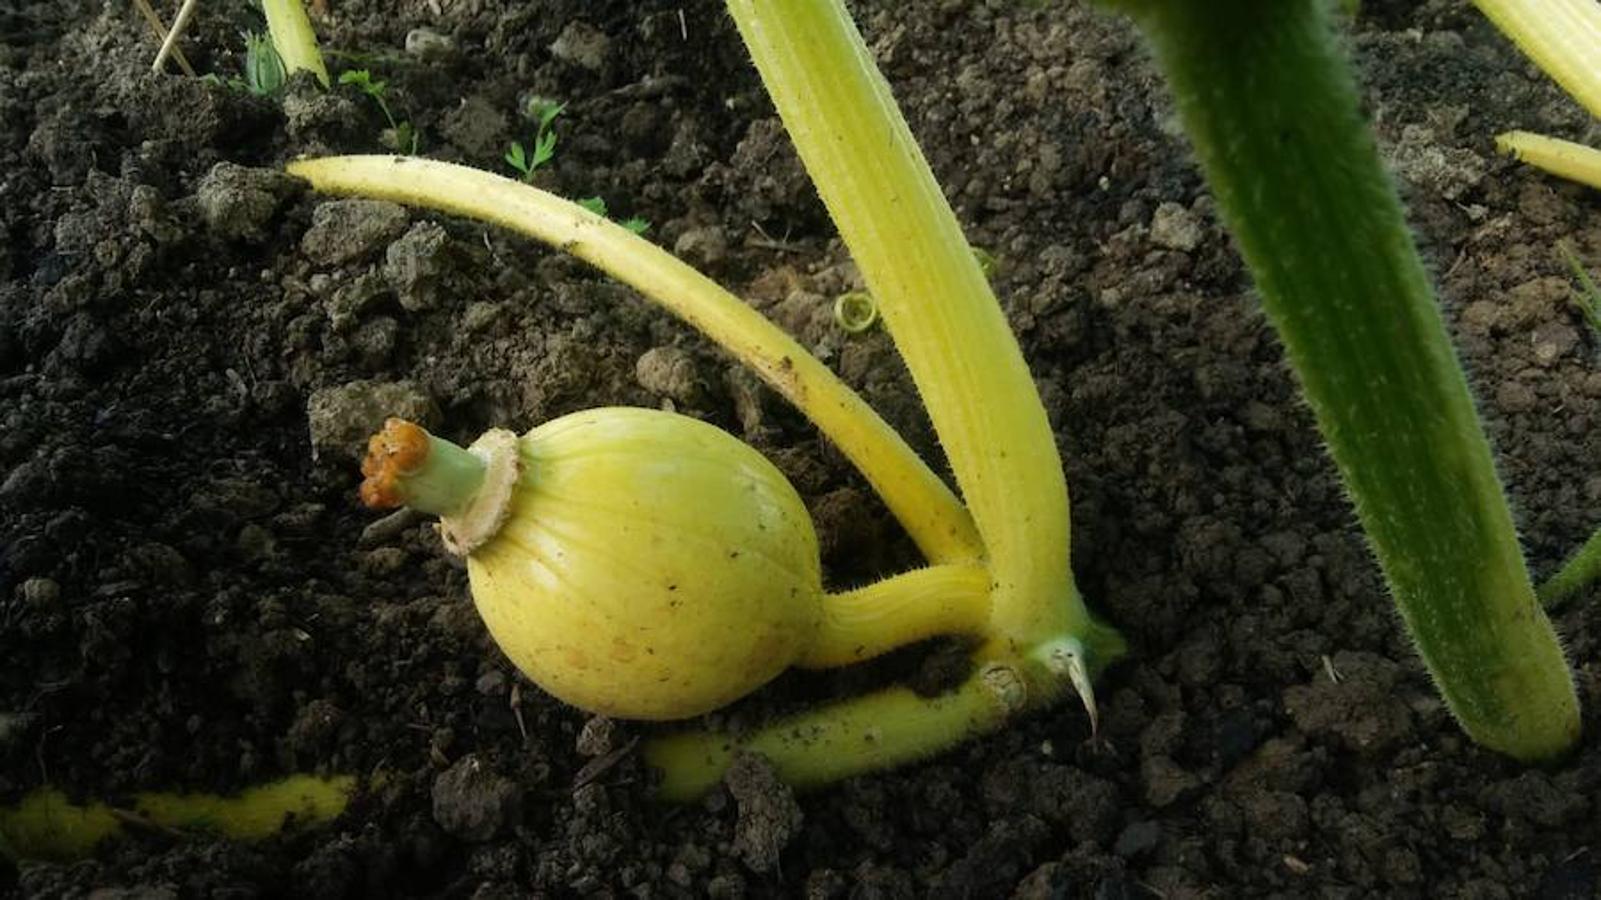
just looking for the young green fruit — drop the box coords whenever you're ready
[362,407,824,720]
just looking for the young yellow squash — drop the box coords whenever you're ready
[363,408,824,720]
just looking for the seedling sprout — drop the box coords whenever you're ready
[339,69,418,154]
[505,98,565,183]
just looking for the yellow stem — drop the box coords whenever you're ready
[0,775,355,861]
[286,156,981,564]
[646,662,1024,802]
[1496,130,1601,189]
[724,1,1091,652]
[801,564,990,669]
[1472,0,1601,120]
[262,0,331,88]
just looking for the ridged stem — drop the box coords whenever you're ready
[724,0,1115,661]
[646,662,1024,802]
[1541,526,1601,607]
[1471,0,1601,120]
[261,0,330,88]
[1496,131,1601,189]
[802,564,991,669]
[1107,0,1579,758]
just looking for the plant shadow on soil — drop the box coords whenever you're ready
[3,0,1601,896]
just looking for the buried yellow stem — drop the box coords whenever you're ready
[646,661,1024,802]
[0,775,356,861]
[287,156,980,566]
[803,564,991,669]
[1496,131,1601,189]
[261,0,330,87]
[1472,0,1601,121]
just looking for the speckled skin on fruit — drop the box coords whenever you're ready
[466,407,824,720]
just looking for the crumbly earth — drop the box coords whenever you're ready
[3,0,1601,896]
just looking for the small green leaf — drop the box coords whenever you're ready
[506,141,528,171]
[338,68,385,98]
[532,130,558,169]
[243,31,286,97]
[969,245,1000,280]
[576,196,608,216]
[621,217,651,235]
[390,121,420,155]
[527,97,566,130]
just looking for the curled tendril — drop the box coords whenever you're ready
[832,291,878,333]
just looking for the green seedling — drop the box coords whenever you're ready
[1559,243,1601,336]
[289,0,1122,799]
[242,31,287,96]
[1099,0,1581,760]
[339,69,419,154]
[576,196,651,235]
[1533,244,1601,608]
[202,31,288,97]
[970,245,1001,280]
[506,98,565,182]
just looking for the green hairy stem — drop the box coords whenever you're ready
[1104,0,1578,758]
[1541,526,1601,608]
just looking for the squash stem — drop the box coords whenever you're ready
[1541,525,1601,607]
[1496,130,1601,190]
[261,0,330,88]
[359,419,485,518]
[646,661,1025,802]
[723,0,1117,665]
[287,156,982,567]
[801,564,990,669]
[1471,0,1601,121]
[1104,0,1578,759]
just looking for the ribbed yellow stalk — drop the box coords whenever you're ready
[647,664,1022,802]
[724,0,1097,654]
[261,0,330,87]
[803,564,991,669]
[1472,0,1601,120]
[1496,131,1601,189]
[286,156,980,564]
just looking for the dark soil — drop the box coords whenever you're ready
[4,0,1601,896]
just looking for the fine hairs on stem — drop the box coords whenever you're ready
[1101,0,1578,759]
